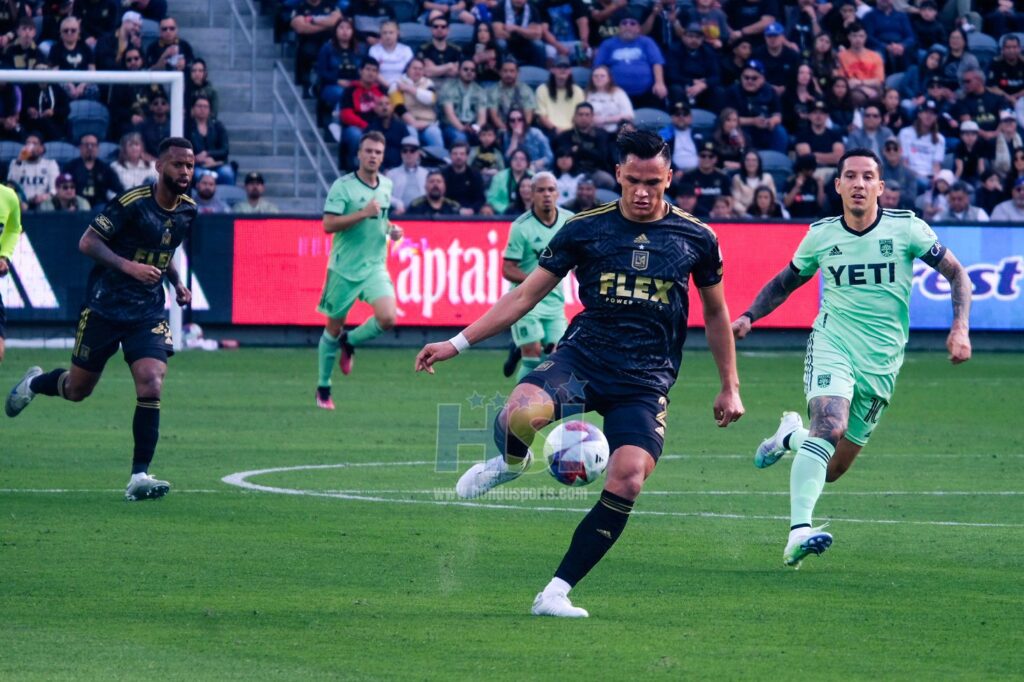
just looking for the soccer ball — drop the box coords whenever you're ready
[543,421,610,487]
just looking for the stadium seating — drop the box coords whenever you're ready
[0,140,22,163]
[572,67,592,88]
[99,141,120,162]
[885,72,904,92]
[69,100,110,143]
[518,65,549,89]
[633,108,671,132]
[44,141,79,165]
[388,0,419,23]
[967,33,998,70]
[760,150,793,190]
[690,108,716,137]
[399,22,432,46]
[215,184,247,205]
[448,23,474,47]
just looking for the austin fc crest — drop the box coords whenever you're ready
[817,374,831,388]
[879,239,894,257]
[631,249,649,271]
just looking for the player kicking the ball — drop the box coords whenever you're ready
[315,131,403,410]
[732,148,972,568]
[416,130,744,617]
[5,137,198,502]
[502,172,573,382]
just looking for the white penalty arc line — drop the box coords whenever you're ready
[219,463,1024,529]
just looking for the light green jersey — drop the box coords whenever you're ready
[0,184,23,260]
[504,207,574,318]
[323,172,393,281]
[792,208,943,374]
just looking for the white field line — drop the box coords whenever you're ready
[217,463,1024,529]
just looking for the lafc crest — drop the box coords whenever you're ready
[631,249,649,270]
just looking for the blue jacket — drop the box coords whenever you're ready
[863,8,916,54]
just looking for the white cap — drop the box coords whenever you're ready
[122,10,142,24]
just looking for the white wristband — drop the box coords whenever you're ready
[449,332,471,354]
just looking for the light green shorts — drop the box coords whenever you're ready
[510,312,567,348]
[316,267,394,320]
[803,330,897,446]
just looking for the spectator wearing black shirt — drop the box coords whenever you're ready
[975,170,1006,215]
[2,16,40,70]
[725,0,779,48]
[464,22,502,83]
[666,22,720,110]
[108,47,163,139]
[146,16,195,73]
[347,0,396,44]
[0,80,20,141]
[680,139,729,217]
[824,76,856,134]
[442,142,484,214]
[316,18,365,113]
[492,0,547,67]
[77,0,119,49]
[720,36,752,89]
[753,22,799,98]
[419,15,462,81]
[0,0,29,43]
[542,0,592,58]
[793,100,843,172]
[291,0,341,90]
[124,0,168,22]
[782,153,823,219]
[911,1,945,53]
[406,170,463,216]
[882,87,910,135]
[955,69,1010,142]
[720,59,787,153]
[186,96,234,185]
[953,120,990,187]
[987,35,1024,109]
[19,63,70,142]
[62,134,123,209]
[94,10,143,71]
[552,102,614,189]
[134,92,170,162]
[985,0,1024,38]
[50,16,98,100]
[785,0,822,62]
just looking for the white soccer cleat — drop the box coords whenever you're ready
[531,591,589,618]
[783,524,833,569]
[5,366,43,418]
[755,411,803,469]
[454,451,532,499]
[125,473,171,501]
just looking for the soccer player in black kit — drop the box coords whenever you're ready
[415,130,745,618]
[5,137,197,502]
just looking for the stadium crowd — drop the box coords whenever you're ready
[0,1,270,213]
[280,0,1024,220]
[2,0,1023,220]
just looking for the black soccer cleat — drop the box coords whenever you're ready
[502,343,522,378]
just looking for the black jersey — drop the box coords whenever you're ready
[85,184,197,322]
[538,201,723,394]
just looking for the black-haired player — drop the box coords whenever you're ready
[415,130,745,617]
[6,137,198,502]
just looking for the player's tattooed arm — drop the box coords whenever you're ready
[79,228,161,284]
[936,250,972,364]
[732,265,813,338]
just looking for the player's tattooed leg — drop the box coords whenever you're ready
[806,395,850,447]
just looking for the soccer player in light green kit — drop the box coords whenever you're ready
[732,149,973,568]
[0,183,24,364]
[316,131,403,410]
[502,172,574,381]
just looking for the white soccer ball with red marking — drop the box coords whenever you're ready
[543,421,610,487]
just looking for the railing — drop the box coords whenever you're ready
[213,0,258,111]
[271,60,340,204]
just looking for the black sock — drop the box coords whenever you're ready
[132,397,161,475]
[782,433,792,450]
[493,411,531,459]
[554,490,634,587]
[30,368,69,397]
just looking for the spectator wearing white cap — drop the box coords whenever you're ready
[953,120,989,186]
[992,108,1024,177]
[94,10,143,71]
[386,136,429,215]
[937,181,990,222]
[915,168,955,221]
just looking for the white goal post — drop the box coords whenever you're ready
[0,70,189,349]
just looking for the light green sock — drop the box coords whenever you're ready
[787,427,809,452]
[789,437,834,527]
[347,317,383,346]
[516,356,541,382]
[318,330,339,387]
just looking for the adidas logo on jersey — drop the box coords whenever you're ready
[828,245,843,256]
[633,233,650,245]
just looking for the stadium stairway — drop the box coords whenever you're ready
[176,0,339,212]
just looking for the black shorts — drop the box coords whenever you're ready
[519,346,669,460]
[0,289,6,339]
[71,307,174,373]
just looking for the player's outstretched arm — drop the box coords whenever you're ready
[700,283,745,427]
[731,265,813,339]
[415,267,562,374]
[936,249,972,364]
[79,228,161,284]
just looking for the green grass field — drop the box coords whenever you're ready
[2,347,1022,680]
